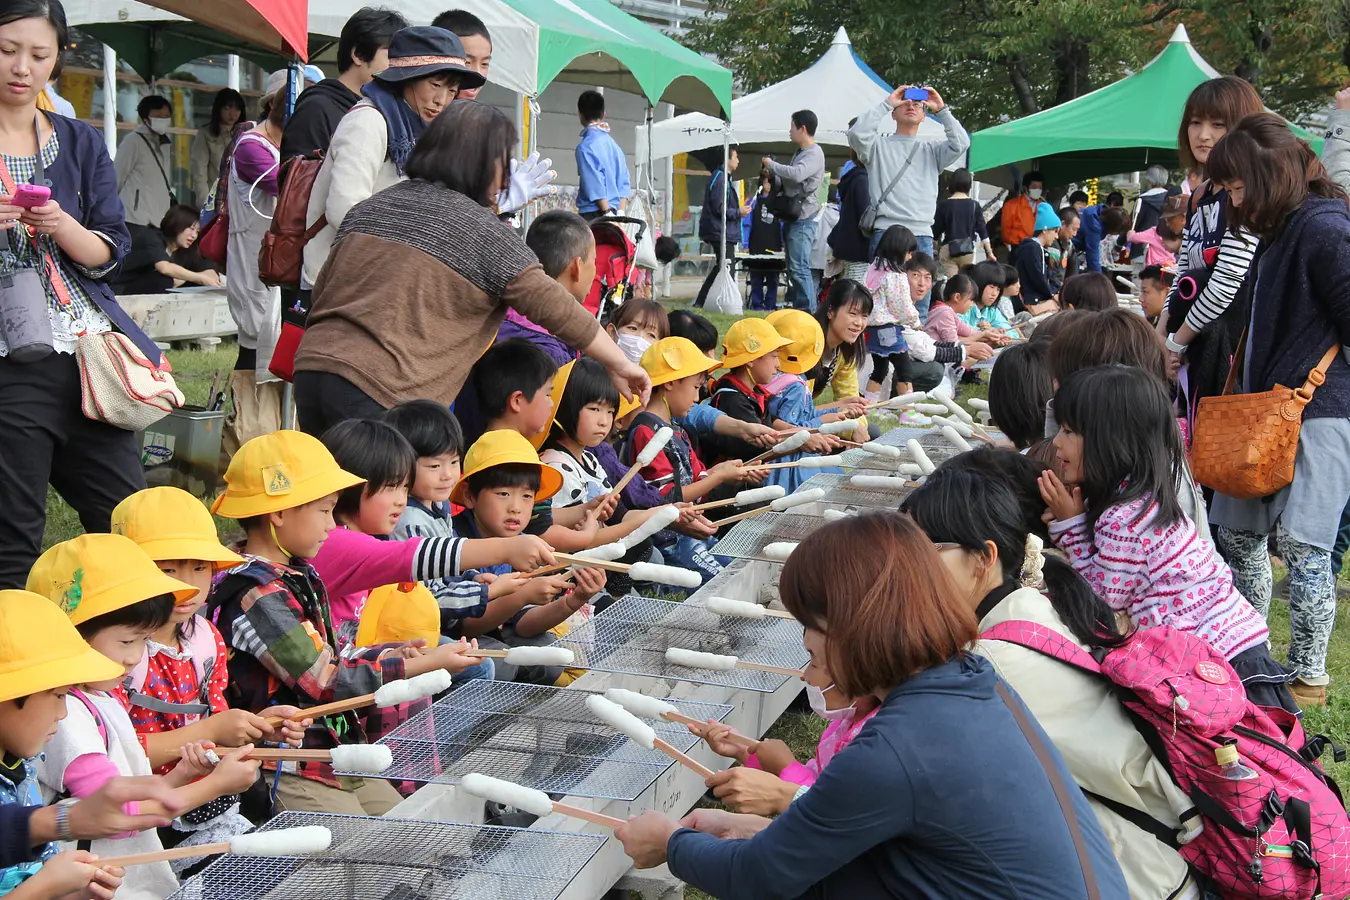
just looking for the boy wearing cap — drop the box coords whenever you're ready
[707,318,796,471]
[469,341,611,552]
[1013,203,1065,314]
[451,431,608,683]
[205,431,499,815]
[0,590,130,899]
[112,487,311,778]
[28,535,262,899]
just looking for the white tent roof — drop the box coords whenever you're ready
[636,27,948,161]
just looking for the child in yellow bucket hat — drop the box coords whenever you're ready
[110,487,310,777]
[203,431,493,817]
[27,535,262,898]
[0,589,129,897]
[705,317,794,469]
[450,430,607,684]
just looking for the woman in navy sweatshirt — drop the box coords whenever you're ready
[616,512,1129,900]
[0,0,158,589]
[1207,114,1350,709]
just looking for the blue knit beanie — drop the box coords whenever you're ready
[1034,202,1061,233]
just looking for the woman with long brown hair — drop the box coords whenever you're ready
[1206,114,1350,708]
[1160,76,1265,425]
[614,513,1129,899]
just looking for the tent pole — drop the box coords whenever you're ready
[102,45,117,157]
[719,124,729,271]
[660,104,674,298]
[280,61,300,432]
[227,55,240,91]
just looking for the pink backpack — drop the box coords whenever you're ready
[982,620,1350,900]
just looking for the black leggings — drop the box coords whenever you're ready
[293,370,387,436]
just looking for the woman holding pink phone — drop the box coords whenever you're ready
[0,0,156,591]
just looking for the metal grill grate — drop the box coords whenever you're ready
[169,811,605,900]
[798,473,916,508]
[340,682,731,800]
[712,511,823,561]
[558,595,808,693]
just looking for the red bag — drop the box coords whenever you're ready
[197,212,228,269]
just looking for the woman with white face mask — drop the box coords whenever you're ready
[114,94,175,233]
[688,624,881,816]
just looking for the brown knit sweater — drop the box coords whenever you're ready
[295,179,600,408]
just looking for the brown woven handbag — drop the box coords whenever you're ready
[1190,330,1339,500]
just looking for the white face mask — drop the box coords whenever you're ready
[617,333,653,365]
[148,117,171,136]
[806,683,853,722]
[1027,188,1043,200]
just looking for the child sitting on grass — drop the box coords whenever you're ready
[112,487,308,871]
[29,535,261,898]
[538,359,677,598]
[111,488,309,774]
[384,400,518,653]
[452,430,608,683]
[630,337,754,582]
[471,339,613,552]
[0,591,129,900]
[963,261,1020,340]
[501,210,596,365]
[207,431,489,816]
[1138,264,1174,325]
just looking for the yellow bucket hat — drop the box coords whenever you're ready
[529,359,574,451]
[720,317,793,371]
[112,487,245,569]
[640,337,720,387]
[0,590,126,702]
[27,534,198,626]
[766,309,825,374]
[211,430,365,519]
[354,582,440,647]
[452,429,564,506]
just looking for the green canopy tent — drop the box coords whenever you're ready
[967,24,1324,185]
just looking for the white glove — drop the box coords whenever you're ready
[499,152,557,213]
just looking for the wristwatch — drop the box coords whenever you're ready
[54,797,78,842]
[1165,333,1188,354]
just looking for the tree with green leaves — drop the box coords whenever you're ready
[685,0,1346,130]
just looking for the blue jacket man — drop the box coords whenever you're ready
[575,90,630,218]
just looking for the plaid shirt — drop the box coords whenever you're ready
[208,555,407,786]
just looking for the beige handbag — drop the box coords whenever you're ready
[77,331,183,431]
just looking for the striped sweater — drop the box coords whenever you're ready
[1048,496,1267,659]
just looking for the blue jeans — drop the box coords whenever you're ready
[748,271,780,310]
[784,218,818,311]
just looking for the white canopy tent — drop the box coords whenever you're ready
[635,27,950,162]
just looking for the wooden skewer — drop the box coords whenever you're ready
[652,736,716,778]
[180,746,329,762]
[552,801,628,829]
[550,552,632,574]
[465,648,510,659]
[735,660,806,677]
[100,842,234,867]
[751,459,852,472]
[608,460,644,499]
[685,496,740,513]
[264,693,374,727]
[713,506,772,527]
[662,710,758,749]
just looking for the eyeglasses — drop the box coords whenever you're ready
[932,542,963,553]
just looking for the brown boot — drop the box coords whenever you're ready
[1289,680,1327,708]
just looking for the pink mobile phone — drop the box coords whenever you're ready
[11,184,50,209]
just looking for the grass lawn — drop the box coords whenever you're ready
[41,303,1350,899]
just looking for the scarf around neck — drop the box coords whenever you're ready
[361,79,426,175]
